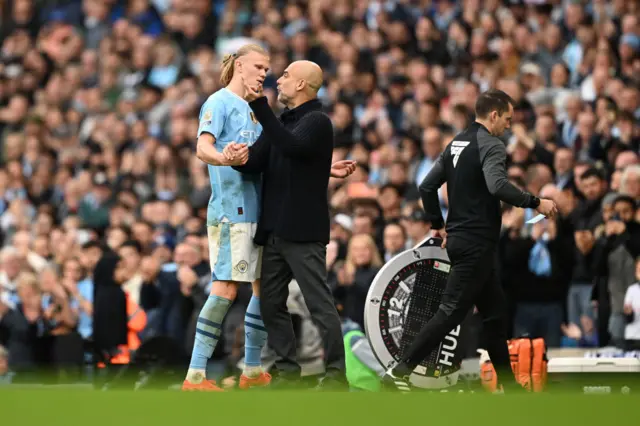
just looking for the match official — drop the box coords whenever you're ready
[382,89,557,392]
[231,61,353,389]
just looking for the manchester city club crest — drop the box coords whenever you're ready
[365,236,466,389]
[235,260,249,274]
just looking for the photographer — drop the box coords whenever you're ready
[593,195,640,347]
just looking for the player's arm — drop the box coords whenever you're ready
[232,132,271,174]
[247,97,329,158]
[195,99,246,166]
[479,137,540,209]
[196,133,242,166]
[418,152,446,229]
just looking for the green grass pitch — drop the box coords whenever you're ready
[0,388,634,426]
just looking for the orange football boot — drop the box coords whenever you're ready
[239,371,272,390]
[182,379,224,392]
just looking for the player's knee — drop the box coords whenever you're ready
[210,281,238,299]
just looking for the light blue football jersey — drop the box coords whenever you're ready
[198,88,263,225]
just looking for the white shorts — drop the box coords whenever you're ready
[207,222,262,282]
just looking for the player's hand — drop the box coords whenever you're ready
[227,145,249,166]
[535,198,557,219]
[432,228,447,249]
[330,160,357,178]
[241,74,263,102]
[223,142,247,161]
[624,304,633,316]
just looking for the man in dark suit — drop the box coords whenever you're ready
[227,60,355,388]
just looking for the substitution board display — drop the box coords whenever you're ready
[365,237,465,389]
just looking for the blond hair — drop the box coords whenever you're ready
[16,271,40,295]
[345,234,383,276]
[220,44,269,86]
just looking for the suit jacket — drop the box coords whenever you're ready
[233,97,334,245]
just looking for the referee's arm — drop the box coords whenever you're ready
[418,152,446,229]
[479,138,539,208]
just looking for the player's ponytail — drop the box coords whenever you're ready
[219,44,269,87]
[220,53,236,86]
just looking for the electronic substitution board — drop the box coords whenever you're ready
[365,237,466,389]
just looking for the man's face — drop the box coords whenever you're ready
[383,224,405,254]
[239,51,270,92]
[535,116,556,142]
[353,216,373,235]
[132,223,152,246]
[408,220,431,241]
[613,200,635,223]
[379,187,400,211]
[174,243,199,267]
[81,246,102,271]
[2,255,20,280]
[107,228,127,250]
[581,176,604,201]
[422,128,442,159]
[276,64,301,106]
[330,224,349,242]
[578,112,595,140]
[118,246,141,274]
[491,104,513,136]
[554,149,574,175]
[33,236,50,259]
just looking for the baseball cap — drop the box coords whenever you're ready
[520,63,542,77]
[333,214,353,232]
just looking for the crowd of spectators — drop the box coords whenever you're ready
[1,0,640,385]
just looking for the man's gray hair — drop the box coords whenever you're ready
[620,164,640,195]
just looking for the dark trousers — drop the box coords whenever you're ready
[399,236,516,387]
[513,302,563,348]
[260,233,345,379]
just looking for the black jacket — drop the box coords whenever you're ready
[234,97,334,245]
[419,122,538,244]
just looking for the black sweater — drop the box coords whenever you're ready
[233,97,334,245]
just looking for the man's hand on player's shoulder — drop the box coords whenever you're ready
[536,198,558,219]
